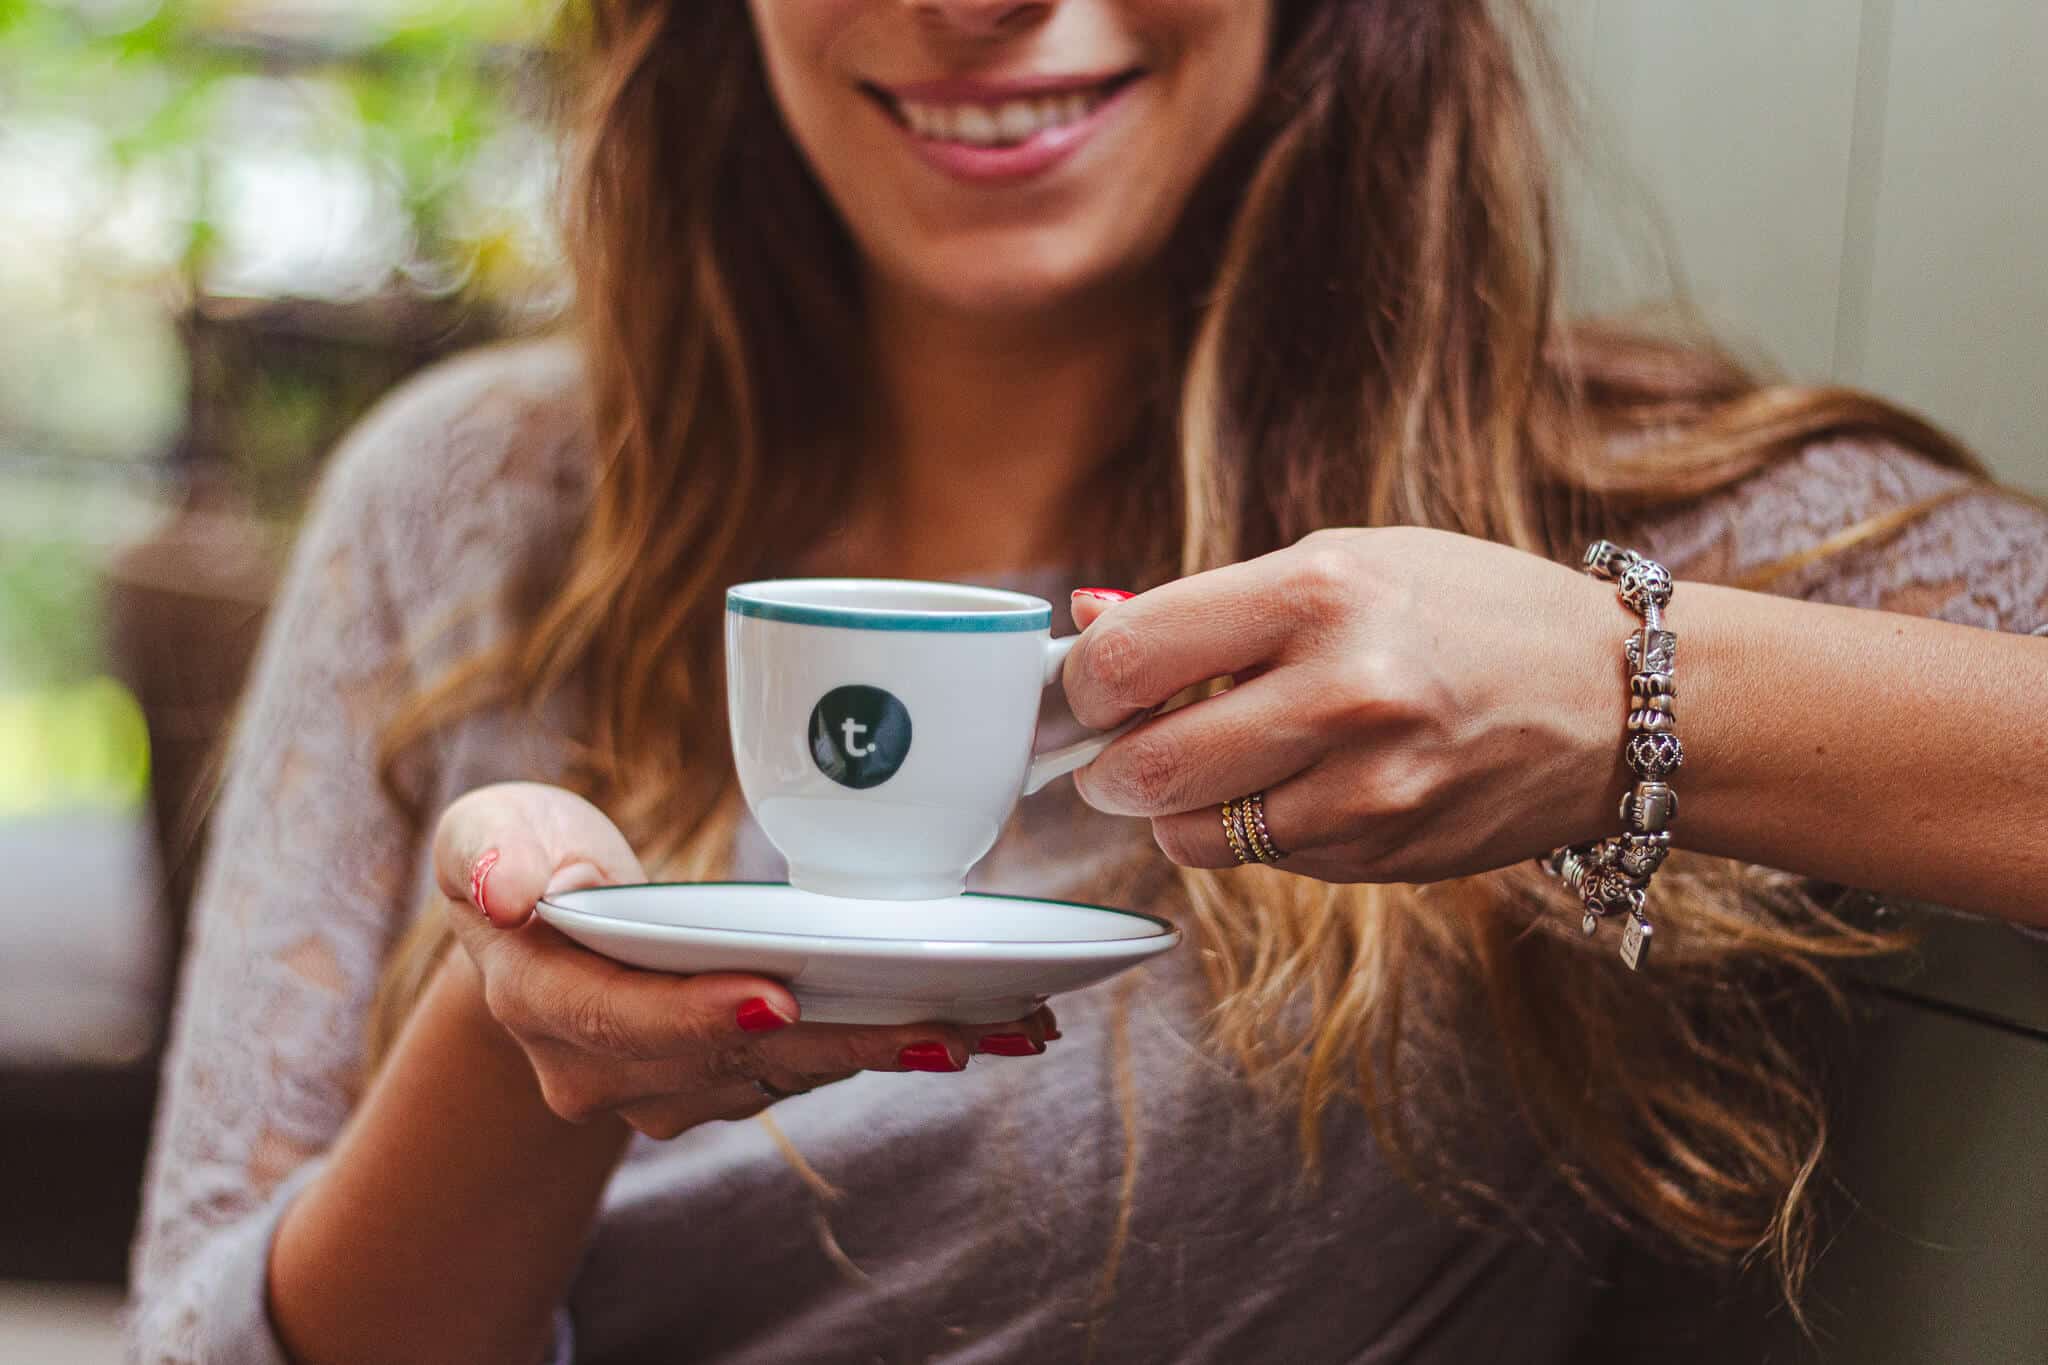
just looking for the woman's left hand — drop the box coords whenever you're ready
[1064,527,1634,885]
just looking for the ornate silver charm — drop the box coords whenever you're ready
[1625,730,1685,778]
[1616,831,1672,878]
[1620,781,1680,832]
[1629,671,1675,700]
[1581,910,1600,937]
[1549,846,1589,894]
[1619,913,1653,971]
[1616,559,1675,615]
[1582,540,1636,578]
[1586,868,1646,916]
[1628,669,1677,734]
[1624,628,1677,674]
[1581,869,1618,913]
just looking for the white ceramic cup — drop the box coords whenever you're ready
[725,578,1128,899]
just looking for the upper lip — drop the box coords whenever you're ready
[869,69,1140,104]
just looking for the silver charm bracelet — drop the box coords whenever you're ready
[1541,541,1681,971]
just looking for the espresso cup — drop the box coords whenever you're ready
[725,579,1128,899]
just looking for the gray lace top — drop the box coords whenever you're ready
[127,339,2048,1364]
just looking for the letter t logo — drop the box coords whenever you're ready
[809,685,913,789]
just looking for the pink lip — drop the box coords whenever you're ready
[879,70,1135,103]
[871,73,1140,186]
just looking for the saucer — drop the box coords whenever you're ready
[536,882,1181,1025]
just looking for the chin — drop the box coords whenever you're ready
[890,229,1135,319]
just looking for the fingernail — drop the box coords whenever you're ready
[1072,588,1134,603]
[898,1041,964,1072]
[1043,1022,1063,1041]
[977,1032,1045,1057]
[470,849,500,918]
[737,998,794,1033]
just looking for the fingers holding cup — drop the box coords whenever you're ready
[1146,760,1404,875]
[1072,673,1324,818]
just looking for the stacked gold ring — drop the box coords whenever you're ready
[1221,792,1286,865]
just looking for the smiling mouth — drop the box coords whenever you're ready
[863,71,1143,149]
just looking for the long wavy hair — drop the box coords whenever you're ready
[371,0,1983,1313]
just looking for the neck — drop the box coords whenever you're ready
[834,274,1151,582]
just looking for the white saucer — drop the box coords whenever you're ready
[536,882,1181,1025]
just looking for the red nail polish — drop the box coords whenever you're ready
[470,849,500,918]
[737,998,793,1033]
[898,1041,963,1072]
[1043,1023,1063,1042]
[977,1032,1044,1057]
[1072,588,1134,603]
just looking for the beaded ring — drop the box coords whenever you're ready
[1222,792,1285,866]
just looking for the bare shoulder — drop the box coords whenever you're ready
[1638,438,2048,633]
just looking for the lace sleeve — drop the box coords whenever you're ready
[123,340,588,1363]
[121,402,432,1363]
[1642,438,2048,633]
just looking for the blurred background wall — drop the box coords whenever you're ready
[1552,0,2048,494]
[1559,16,2048,1362]
[1,2,2043,1360]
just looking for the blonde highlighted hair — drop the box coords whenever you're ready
[371,0,1984,1311]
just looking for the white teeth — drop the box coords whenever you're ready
[995,100,1039,142]
[953,106,998,143]
[895,86,1108,147]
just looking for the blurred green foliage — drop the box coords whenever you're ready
[0,0,562,294]
[0,675,151,816]
[0,2,563,814]
[0,0,566,474]
[0,539,104,691]
[0,524,144,814]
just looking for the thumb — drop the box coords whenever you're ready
[435,783,646,929]
[1069,587,1134,632]
[435,788,558,929]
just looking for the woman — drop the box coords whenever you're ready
[130,2,2047,1362]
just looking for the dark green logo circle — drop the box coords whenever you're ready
[809,684,912,789]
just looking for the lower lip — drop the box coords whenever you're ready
[888,81,1137,186]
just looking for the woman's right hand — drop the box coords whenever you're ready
[432,782,1054,1140]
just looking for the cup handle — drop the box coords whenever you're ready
[1023,634,1141,796]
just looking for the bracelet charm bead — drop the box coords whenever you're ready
[1619,781,1679,832]
[1625,731,1685,780]
[1544,541,1684,971]
[1615,831,1672,879]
